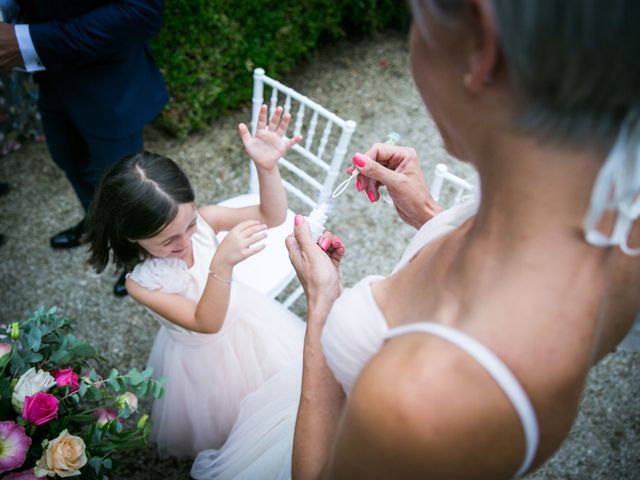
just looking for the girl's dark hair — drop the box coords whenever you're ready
[85,151,195,273]
[419,0,640,148]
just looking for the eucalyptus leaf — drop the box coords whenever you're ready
[87,385,103,401]
[89,456,102,475]
[108,378,120,392]
[50,348,70,364]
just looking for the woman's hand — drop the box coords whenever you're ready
[238,104,302,171]
[285,216,345,317]
[210,220,267,274]
[348,144,443,229]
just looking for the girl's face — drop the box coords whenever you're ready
[134,202,198,260]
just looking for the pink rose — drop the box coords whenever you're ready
[22,393,59,426]
[51,367,79,393]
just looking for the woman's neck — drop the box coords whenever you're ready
[468,133,607,250]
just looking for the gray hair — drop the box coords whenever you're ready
[412,0,640,148]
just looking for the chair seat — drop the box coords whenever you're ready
[216,194,296,298]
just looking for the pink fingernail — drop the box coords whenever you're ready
[356,178,362,191]
[333,236,342,247]
[353,154,366,168]
[320,238,330,250]
[367,191,375,203]
[294,215,303,226]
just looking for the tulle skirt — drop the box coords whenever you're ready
[190,364,301,480]
[147,282,305,461]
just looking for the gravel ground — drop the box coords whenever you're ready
[0,32,638,479]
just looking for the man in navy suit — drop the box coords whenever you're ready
[0,0,168,296]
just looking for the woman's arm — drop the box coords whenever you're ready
[286,218,347,479]
[292,304,346,480]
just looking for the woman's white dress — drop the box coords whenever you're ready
[128,215,305,477]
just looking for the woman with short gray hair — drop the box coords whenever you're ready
[285,0,639,478]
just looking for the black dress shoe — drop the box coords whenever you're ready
[113,271,128,297]
[50,220,85,249]
[0,182,9,197]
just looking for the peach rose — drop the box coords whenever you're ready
[34,430,87,478]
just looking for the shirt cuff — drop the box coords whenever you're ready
[14,24,45,72]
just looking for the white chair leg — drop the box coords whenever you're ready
[282,285,305,309]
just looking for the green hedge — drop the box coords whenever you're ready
[152,0,409,136]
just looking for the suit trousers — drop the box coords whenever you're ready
[39,94,144,215]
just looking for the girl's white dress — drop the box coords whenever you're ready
[129,215,304,478]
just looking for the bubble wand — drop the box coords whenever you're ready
[331,132,400,201]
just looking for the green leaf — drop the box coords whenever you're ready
[78,382,88,398]
[119,403,131,419]
[50,348,70,364]
[134,381,148,397]
[89,456,102,475]
[127,370,145,386]
[103,458,112,469]
[87,386,103,401]
[152,380,165,399]
[107,378,120,392]
[69,414,96,425]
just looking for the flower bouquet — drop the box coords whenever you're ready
[0,307,164,479]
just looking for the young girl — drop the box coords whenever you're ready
[85,106,306,475]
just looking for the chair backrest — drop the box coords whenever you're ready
[248,68,357,212]
[429,163,475,208]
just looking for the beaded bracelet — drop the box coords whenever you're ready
[208,269,232,285]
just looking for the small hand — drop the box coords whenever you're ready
[211,220,267,272]
[285,216,344,316]
[238,104,303,171]
[347,144,443,228]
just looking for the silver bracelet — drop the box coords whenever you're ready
[208,269,232,285]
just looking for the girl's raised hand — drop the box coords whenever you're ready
[238,105,303,171]
[211,220,267,272]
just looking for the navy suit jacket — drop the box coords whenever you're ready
[24,0,168,138]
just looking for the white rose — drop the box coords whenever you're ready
[34,430,87,478]
[12,367,56,412]
[116,392,138,413]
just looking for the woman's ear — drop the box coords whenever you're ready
[465,0,500,92]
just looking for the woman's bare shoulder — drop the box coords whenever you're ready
[328,336,525,479]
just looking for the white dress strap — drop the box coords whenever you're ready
[384,322,539,478]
